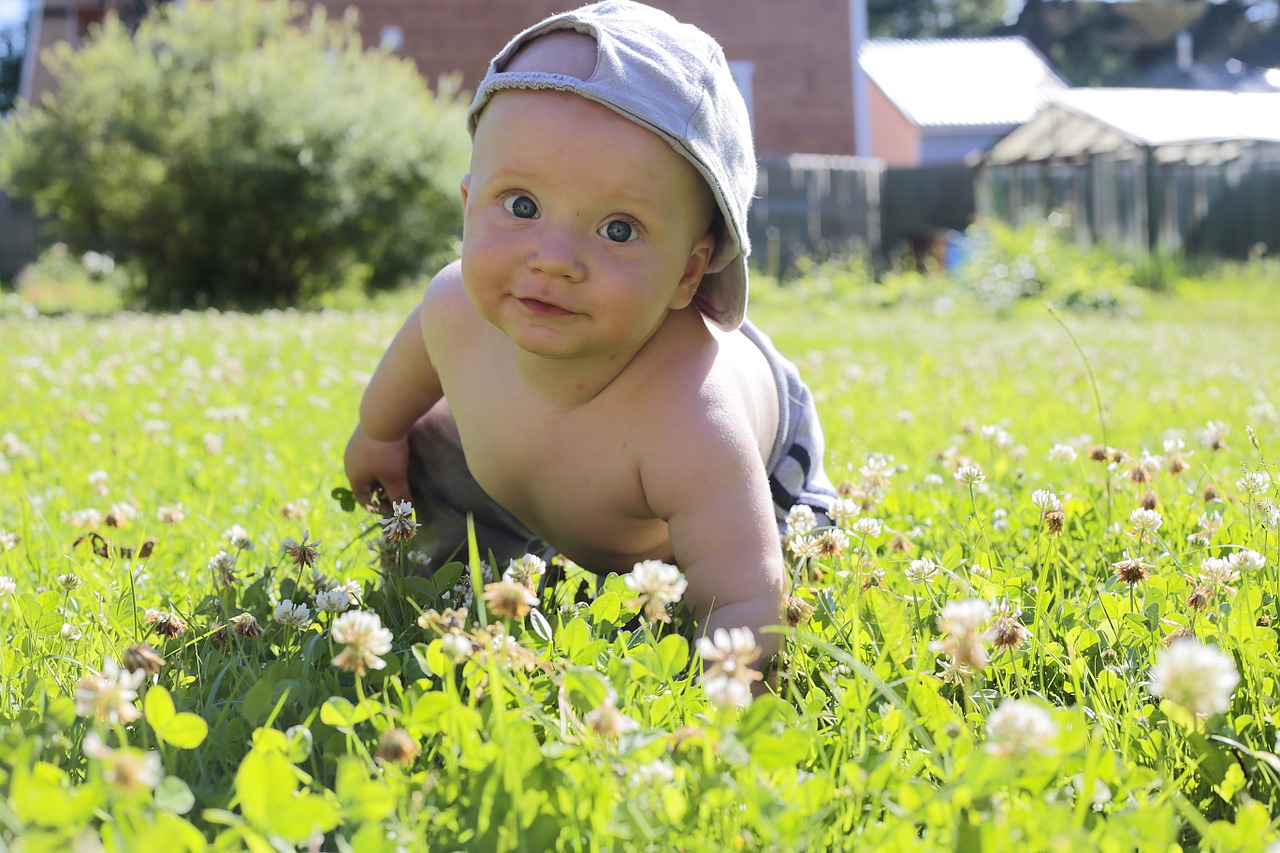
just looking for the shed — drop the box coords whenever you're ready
[981,88,1280,257]
[989,88,1280,164]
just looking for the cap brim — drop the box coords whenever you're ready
[694,252,748,331]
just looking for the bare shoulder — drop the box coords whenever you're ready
[421,260,470,320]
[420,260,482,346]
[632,311,779,516]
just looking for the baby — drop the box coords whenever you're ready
[344,0,838,662]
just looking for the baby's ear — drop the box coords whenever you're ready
[670,230,716,310]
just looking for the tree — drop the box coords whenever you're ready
[868,0,1010,38]
[0,21,22,114]
[0,0,471,309]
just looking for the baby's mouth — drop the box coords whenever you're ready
[518,297,575,317]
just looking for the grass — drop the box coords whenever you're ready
[0,268,1278,851]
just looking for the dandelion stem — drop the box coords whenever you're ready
[969,485,996,574]
[1047,303,1112,531]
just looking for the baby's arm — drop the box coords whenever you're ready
[344,293,444,509]
[642,396,787,667]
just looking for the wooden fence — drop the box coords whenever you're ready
[8,148,1270,286]
[978,142,1280,258]
[0,191,43,282]
[749,155,977,275]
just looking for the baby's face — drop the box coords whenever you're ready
[460,90,716,362]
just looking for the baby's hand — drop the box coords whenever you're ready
[344,423,411,514]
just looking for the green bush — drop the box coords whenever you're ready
[0,0,470,310]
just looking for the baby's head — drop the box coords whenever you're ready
[466,1,756,330]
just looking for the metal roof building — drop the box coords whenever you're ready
[981,88,1280,257]
[860,37,1068,166]
[989,88,1280,163]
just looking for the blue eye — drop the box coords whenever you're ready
[503,195,538,219]
[601,220,636,243]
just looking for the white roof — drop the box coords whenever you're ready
[860,37,1068,129]
[989,88,1280,162]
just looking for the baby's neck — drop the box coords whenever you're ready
[509,343,644,409]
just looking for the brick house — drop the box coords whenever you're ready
[307,0,868,158]
[23,0,868,157]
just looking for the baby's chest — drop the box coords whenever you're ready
[449,390,651,519]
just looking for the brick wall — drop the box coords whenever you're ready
[309,0,857,157]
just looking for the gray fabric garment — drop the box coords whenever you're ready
[399,401,546,573]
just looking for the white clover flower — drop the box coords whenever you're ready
[936,599,990,638]
[75,658,145,724]
[66,508,103,529]
[1031,489,1061,512]
[989,596,1023,620]
[1198,557,1239,589]
[630,759,676,788]
[83,732,162,793]
[827,497,860,527]
[923,473,944,486]
[380,500,420,542]
[1198,511,1224,535]
[784,505,817,539]
[985,699,1057,756]
[224,525,253,551]
[273,599,311,628]
[625,560,688,623]
[905,557,940,585]
[156,504,185,524]
[954,465,985,487]
[440,631,473,662]
[208,550,237,586]
[697,627,762,708]
[330,610,394,676]
[1195,420,1230,450]
[1228,549,1266,572]
[107,502,137,525]
[1237,471,1272,496]
[851,517,883,538]
[337,578,362,603]
[584,694,640,739]
[702,675,754,709]
[315,588,351,614]
[1047,443,1078,463]
[1129,508,1163,535]
[789,535,821,560]
[1137,450,1163,474]
[1148,639,1239,716]
[503,554,547,587]
[0,576,16,596]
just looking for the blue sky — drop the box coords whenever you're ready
[0,0,25,27]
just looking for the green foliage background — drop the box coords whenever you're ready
[0,0,471,310]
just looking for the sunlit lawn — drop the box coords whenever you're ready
[0,271,1278,851]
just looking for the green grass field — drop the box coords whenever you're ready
[1,269,1278,851]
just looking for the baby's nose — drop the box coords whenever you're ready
[527,224,587,281]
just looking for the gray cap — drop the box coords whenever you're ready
[466,0,755,331]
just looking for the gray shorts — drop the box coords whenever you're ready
[398,320,838,572]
